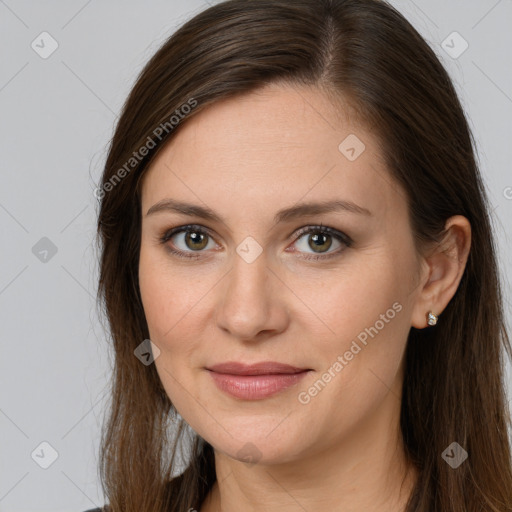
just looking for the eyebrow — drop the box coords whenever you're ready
[145,198,372,224]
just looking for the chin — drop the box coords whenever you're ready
[198,418,310,466]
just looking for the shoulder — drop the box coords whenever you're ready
[83,508,106,512]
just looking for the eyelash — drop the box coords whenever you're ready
[157,223,353,261]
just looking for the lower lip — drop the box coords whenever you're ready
[207,370,310,400]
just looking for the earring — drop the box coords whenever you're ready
[427,311,438,326]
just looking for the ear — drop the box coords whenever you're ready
[411,215,472,329]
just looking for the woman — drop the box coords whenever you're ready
[90,0,512,510]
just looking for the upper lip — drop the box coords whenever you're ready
[206,361,310,375]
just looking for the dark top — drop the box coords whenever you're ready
[83,508,104,512]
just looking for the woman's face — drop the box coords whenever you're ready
[139,84,426,465]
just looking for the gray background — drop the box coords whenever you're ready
[0,1,511,511]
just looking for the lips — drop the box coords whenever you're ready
[206,361,310,376]
[206,362,311,400]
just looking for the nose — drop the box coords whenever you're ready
[214,248,289,342]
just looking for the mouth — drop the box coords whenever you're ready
[205,361,312,400]
[206,361,311,376]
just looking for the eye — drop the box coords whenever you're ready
[157,223,352,261]
[158,224,217,259]
[289,224,352,261]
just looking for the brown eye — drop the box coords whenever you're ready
[183,231,209,251]
[307,232,333,253]
[159,225,216,259]
[291,225,352,261]
[159,224,352,261]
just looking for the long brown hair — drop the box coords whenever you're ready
[95,0,512,510]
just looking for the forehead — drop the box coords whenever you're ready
[140,84,404,223]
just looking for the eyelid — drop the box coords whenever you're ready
[291,224,352,246]
[157,223,352,260]
[157,224,215,245]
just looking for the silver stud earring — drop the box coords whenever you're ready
[427,311,438,326]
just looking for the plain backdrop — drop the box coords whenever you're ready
[1,1,511,510]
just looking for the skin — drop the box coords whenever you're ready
[138,83,471,512]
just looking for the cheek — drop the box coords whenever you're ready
[292,276,409,443]
[139,246,203,342]
[138,250,201,410]
[138,246,218,400]
[303,254,404,340]
[300,250,412,393]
